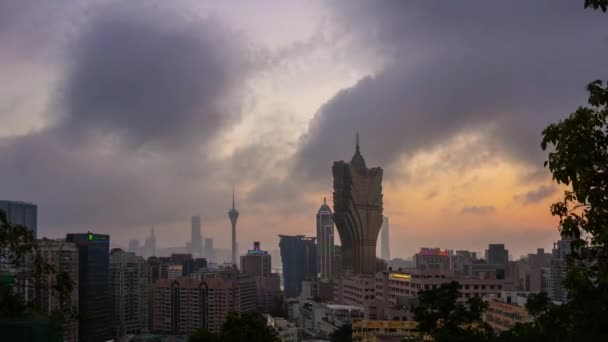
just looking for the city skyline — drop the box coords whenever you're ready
[2,1,607,259]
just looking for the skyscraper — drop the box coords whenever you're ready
[0,200,37,238]
[190,216,203,258]
[380,216,390,261]
[228,188,239,266]
[316,197,335,280]
[279,235,317,297]
[66,233,112,342]
[204,238,215,263]
[241,241,272,277]
[332,133,384,274]
[144,227,156,258]
[549,237,573,302]
[109,249,148,337]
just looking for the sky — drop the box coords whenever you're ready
[1,0,607,259]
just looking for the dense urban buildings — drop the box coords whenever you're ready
[66,233,112,342]
[36,239,79,342]
[279,235,317,297]
[380,216,390,261]
[0,200,37,237]
[414,248,450,275]
[228,188,239,266]
[316,197,335,280]
[109,248,148,337]
[190,215,203,258]
[240,241,271,277]
[332,134,384,274]
[484,291,532,332]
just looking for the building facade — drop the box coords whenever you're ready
[380,216,390,261]
[0,200,37,238]
[109,249,148,337]
[549,238,573,302]
[316,197,335,280]
[332,134,383,274]
[66,233,112,342]
[36,239,79,342]
[279,235,317,297]
[151,277,208,335]
[414,248,450,275]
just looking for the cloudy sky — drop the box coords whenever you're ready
[1,0,607,259]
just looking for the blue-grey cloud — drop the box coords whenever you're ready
[460,205,496,216]
[515,185,558,204]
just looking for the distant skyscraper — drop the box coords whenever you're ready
[228,188,239,266]
[109,249,148,337]
[128,239,140,254]
[190,216,203,258]
[240,241,272,277]
[381,216,390,261]
[316,197,334,280]
[332,133,383,274]
[66,233,112,342]
[279,235,317,297]
[204,238,215,262]
[0,200,37,238]
[144,228,156,258]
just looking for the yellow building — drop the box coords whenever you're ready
[352,320,419,341]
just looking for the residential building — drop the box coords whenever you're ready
[486,244,509,266]
[484,291,532,332]
[265,315,298,342]
[151,277,207,335]
[316,197,335,280]
[66,233,112,342]
[298,300,364,339]
[332,133,384,274]
[279,235,317,297]
[256,273,282,313]
[240,241,271,277]
[333,274,377,318]
[109,249,148,337]
[549,237,573,302]
[36,239,79,342]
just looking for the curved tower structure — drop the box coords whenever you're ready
[228,187,239,266]
[332,133,383,274]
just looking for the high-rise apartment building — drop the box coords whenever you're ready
[228,189,239,266]
[190,216,203,258]
[316,197,335,280]
[486,244,509,266]
[549,238,573,302]
[380,216,390,261]
[240,241,271,277]
[36,239,79,342]
[66,233,112,342]
[332,133,383,274]
[279,235,317,297]
[151,277,208,335]
[109,249,148,337]
[0,200,37,238]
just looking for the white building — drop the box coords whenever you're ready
[266,315,298,342]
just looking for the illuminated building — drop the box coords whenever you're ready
[332,133,383,274]
[414,248,450,274]
[352,320,419,341]
[240,241,271,277]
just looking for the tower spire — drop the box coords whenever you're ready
[232,185,235,209]
[356,131,360,153]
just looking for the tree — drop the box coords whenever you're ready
[330,323,352,342]
[189,329,219,342]
[412,281,493,342]
[219,312,278,342]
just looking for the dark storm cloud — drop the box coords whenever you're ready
[460,206,496,216]
[59,3,249,148]
[0,1,254,234]
[515,185,558,204]
[291,0,608,181]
